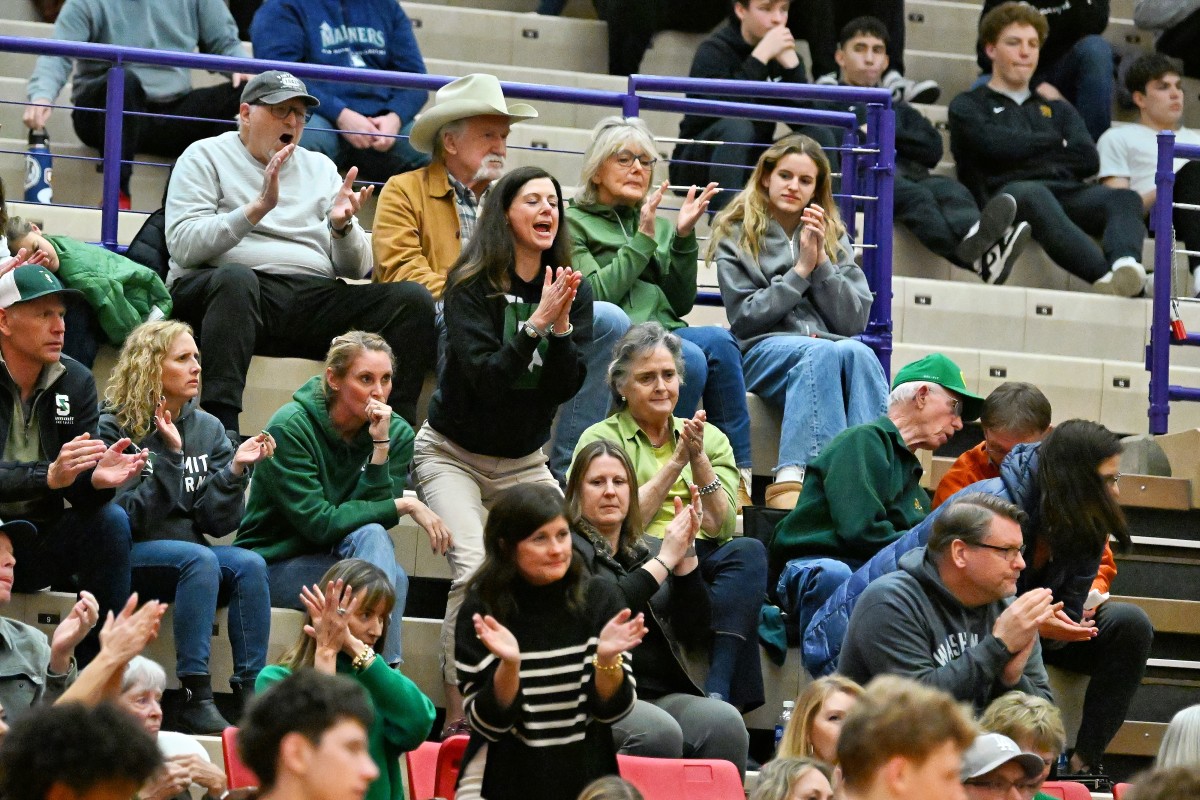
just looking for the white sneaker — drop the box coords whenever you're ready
[973,221,1030,285]
[882,69,941,104]
[1099,257,1147,297]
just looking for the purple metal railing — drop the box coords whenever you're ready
[1147,131,1200,434]
[0,35,895,369]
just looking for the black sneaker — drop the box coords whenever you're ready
[974,221,1030,285]
[956,193,1017,265]
[882,70,941,104]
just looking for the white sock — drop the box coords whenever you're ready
[738,467,753,488]
[777,466,805,484]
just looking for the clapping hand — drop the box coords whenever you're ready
[596,608,648,663]
[1039,608,1099,642]
[681,410,706,460]
[675,182,720,237]
[330,167,373,231]
[300,579,362,654]
[529,267,581,334]
[473,613,521,664]
[50,590,100,661]
[232,431,276,473]
[154,396,182,453]
[660,493,701,569]
[98,593,167,664]
[639,180,668,237]
[90,437,150,489]
[794,204,826,278]
[0,247,49,278]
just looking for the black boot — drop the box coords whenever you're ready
[228,681,255,725]
[177,674,232,735]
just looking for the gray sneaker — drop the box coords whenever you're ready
[882,70,941,104]
[957,193,1017,265]
[1097,257,1147,297]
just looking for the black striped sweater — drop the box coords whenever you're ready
[455,575,636,800]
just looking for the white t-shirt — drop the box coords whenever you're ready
[1097,122,1200,195]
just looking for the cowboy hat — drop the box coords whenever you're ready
[409,73,538,154]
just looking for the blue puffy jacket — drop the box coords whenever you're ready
[802,443,1048,675]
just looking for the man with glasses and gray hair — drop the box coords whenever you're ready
[838,493,1056,712]
[165,70,436,435]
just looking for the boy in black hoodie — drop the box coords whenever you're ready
[670,0,836,211]
[950,2,1146,296]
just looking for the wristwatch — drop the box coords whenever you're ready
[520,321,547,340]
[329,217,354,239]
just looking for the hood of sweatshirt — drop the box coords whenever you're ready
[291,375,371,452]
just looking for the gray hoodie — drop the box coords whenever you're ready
[713,220,872,351]
[97,397,249,545]
[26,0,245,105]
[838,546,1053,713]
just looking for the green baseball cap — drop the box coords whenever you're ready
[891,353,984,422]
[0,264,82,310]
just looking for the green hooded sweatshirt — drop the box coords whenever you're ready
[235,376,414,562]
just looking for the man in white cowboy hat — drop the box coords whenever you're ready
[165,70,437,431]
[372,73,538,295]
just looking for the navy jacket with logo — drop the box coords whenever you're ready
[0,355,113,527]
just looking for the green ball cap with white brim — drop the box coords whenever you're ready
[0,265,84,310]
[891,352,984,422]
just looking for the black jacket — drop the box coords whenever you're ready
[977,0,1110,75]
[572,529,711,700]
[678,20,809,139]
[948,84,1098,203]
[0,355,113,526]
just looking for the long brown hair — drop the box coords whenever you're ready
[1035,419,1129,560]
[707,134,846,265]
[565,439,644,557]
[277,559,396,670]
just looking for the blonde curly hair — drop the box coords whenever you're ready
[103,320,195,441]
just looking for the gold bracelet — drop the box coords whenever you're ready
[352,646,376,671]
[592,653,623,674]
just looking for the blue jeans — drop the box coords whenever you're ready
[264,524,410,664]
[776,556,856,644]
[131,541,269,687]
[674,326,752,469]
[548,301,631,481]
[695,536,767,710]
[743,336,888,471]
[302,113,430,182]
[11,503,131,666]
[1038,34,1114,142]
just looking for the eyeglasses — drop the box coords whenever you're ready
[964,778,1041,796]
[1102,472,1122,486]
[969,541,1027,563]
[612,150,657,170]
[930,386,963,418]
[257,103,314,123]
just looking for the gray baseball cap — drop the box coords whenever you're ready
[961,733,1046,781]
[241,71,319,108]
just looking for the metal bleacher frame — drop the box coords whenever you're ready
[1147,131,1200,434]
[0,34,897,372]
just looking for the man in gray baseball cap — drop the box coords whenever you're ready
[165,69,436,432]
[961,731,1047,798]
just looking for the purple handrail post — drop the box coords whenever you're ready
[862,102,895,376]
[1147,130,1177,434]
[100,63,125,251]
[622,78,640,119]
[839,127,858,238]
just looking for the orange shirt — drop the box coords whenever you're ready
[932,442,1116,594]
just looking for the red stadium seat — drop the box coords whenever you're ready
[433,734,470,800]
[221,727,260,791]
[617,755,744,800]
[1040,781,1094,800]
[405,740,440,800]
[1113,783,1134,799]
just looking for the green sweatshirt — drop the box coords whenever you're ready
[257,656,435,800]
[771,416,929,569]
[235,376,413,562]
[566,201,699,329]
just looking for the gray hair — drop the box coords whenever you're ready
[607,321,686,410]
[576,116,659,206]
[980,382,1052,435]
[888,380,932,408]
[927,493,1028,555]
[749,758,833,800]
[1158,705,1200,769]
[120,655,167,695]
[432,117,470,162]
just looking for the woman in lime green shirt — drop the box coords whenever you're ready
[257,559,436,800]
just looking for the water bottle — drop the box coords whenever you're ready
[774,700,795,751]
[24,128,53,204]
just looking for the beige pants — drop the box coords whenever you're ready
[410,423,561,684]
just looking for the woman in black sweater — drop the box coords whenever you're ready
[411,166,596,735]
[566,439,750,776]
[454,483,646,800]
